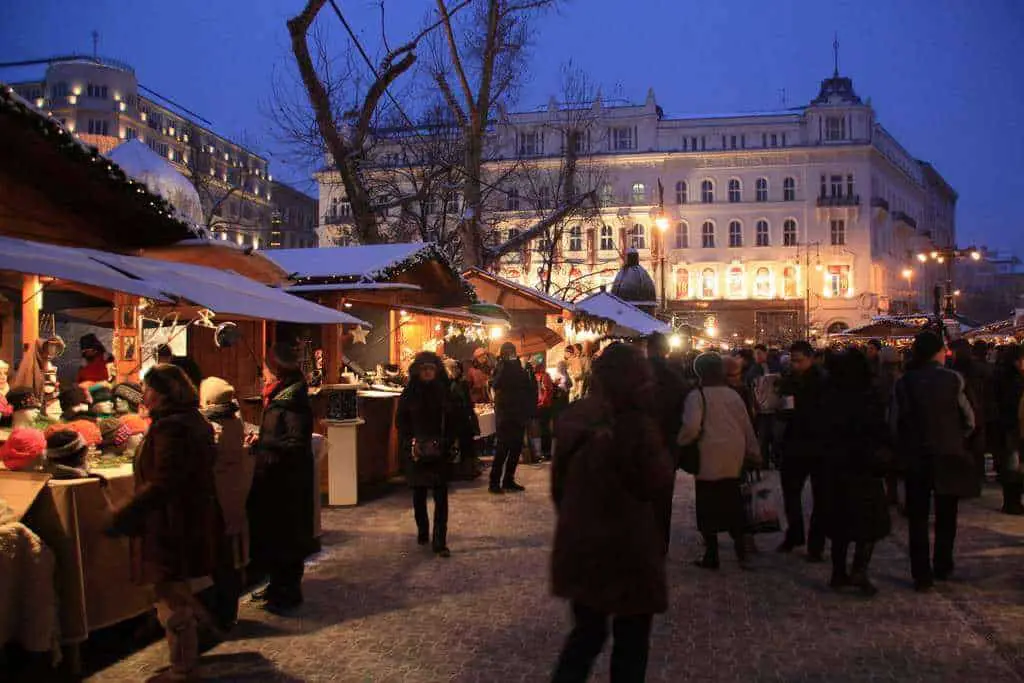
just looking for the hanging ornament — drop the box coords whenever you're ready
[350,326,369,344]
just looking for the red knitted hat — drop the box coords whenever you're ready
[65,420,102,447]
[119,414,149,436]
[0,428,47,470]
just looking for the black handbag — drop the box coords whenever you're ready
[413,412,448,464]
[678,388,705,475]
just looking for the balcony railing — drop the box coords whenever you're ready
[892,211,918,229]
[870,196,890,211]
[816,194,861,207]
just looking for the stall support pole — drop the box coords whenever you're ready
[21,274,41,352]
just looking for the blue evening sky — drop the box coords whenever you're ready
[1,1,1022,253]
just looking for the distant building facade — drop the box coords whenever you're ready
[316,66,957,342]
[269,181,318,250]
[11,56,272,248]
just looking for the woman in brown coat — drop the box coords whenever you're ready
[550,343,674,683]
[108,364,221,682]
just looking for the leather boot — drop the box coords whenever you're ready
[694,534,720,570]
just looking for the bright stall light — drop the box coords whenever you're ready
[669,334,682,349]
[970,251,981,261]
[489,325,505,341]
[916,253,928,263]
[655,216,670,232]
[901,268,913,279]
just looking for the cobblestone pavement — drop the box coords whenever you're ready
[87,463,1024,682]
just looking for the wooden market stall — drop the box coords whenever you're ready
[267,243,491,494]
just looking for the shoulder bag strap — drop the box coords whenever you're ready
[696,387,707,441]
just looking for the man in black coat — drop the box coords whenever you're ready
[777,340,829,560]
[892,332,976,592]
[489,342,535,494]
[647,333,688,551]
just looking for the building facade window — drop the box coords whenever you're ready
[830,219,846,246]
[701,221,715,248]
[87,119,109,135]
[701,268,716,298]
[123,126,137,140]
[847,174,855,198]
[755,178,768,202]
[537,186,551,210]
[771,133,778,147]
[691,136,698,150]
[600,183,615,204]
[755,267,772,298]
[507,227,520,242]
[701,180,714,203]
[86,83,108,99]
[568,225,582,252]
[674,221,689,249]
[826,116,846,141]
[730,135,737,149]
[728,179,741,203]
[518,130,542,156]
[783,266,798,298]
[762,133,768,147]
[600,224,615,251]
[727,266,744,298]
[675,181,687,204]
[630,223,646,250]
[756,220,770,246]
[783,177,796,201]
[613,126,634,151]
[827,265,851,297]
[506,188,520,211]
[728,220,743,248]
[830,174,844,198]
[783,219,797,246]
[631,182,646,204]
[675,269,689,299]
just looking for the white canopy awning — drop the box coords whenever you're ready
[574,291,670,337]
[0,236,171,301]
[84,251,369,326]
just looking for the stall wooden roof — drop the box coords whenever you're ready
[0,84,195,250]
[462,268,569,314]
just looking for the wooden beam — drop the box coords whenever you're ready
[21,274,41,353]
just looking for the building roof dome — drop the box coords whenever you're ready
[610,249,657,309]
[107,140,204,230]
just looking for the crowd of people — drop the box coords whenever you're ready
[545,329,1017,682]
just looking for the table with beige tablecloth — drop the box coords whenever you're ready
[23,464,154,644]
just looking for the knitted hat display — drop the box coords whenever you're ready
[45,429,88,464]
[89,385,114,405]
[113,382,144,410]
[0,428,46,470]
[119,414,149,436]
[7,386,41,412]
[199,377,235,408]
[59,386,91,413]
[99,418,131,451]
[64,419,102,447]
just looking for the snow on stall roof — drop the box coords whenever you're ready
[463,267,569,311]
[267,243,431,281]
[574,291,670,337]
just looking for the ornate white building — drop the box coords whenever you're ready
[318,66,957,342]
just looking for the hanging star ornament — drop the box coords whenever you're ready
[350,326,369,344]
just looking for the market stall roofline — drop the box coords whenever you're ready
[573,291,671,337]
[82,250,370,326]
[461,267,570,313]
[285,282,423,293]
[0,236,172,302]
[399,304,510,327]
[267,242,433,281]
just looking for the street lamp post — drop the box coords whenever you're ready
[901,267,915,313]
[796,241,823,339]
[915,246,981,317]
[653,179,671,313]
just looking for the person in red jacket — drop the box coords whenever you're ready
[534,359,555,462]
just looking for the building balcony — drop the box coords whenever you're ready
[816,194,861,207]
[892,211,918,230]
[870,196,889,212]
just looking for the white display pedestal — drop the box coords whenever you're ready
[325,419,364,506]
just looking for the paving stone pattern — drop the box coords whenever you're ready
[88,464,1024,682]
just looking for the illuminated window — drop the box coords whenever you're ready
[629,223,646,250]
[567,225,582,252]
[727,267,744,298]
[830,219,846,246]
[827,265,851,297]
[631,182,646,204]
[600,225,615,251]
[701,268,716,298]
[675,269,689,299]
[783,267,798,298]
[755,267,772,298]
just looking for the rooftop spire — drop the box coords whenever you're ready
[833,32,840,77]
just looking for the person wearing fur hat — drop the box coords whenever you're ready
[7,386,42,429]
[0,427,46,471]
[248,343,314,614]
[397,352,458,556]
[107,363,221,680]
[113,382,144,415]
[200,376,253,630]
[59,386,92,423]
[89,385,115,418]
